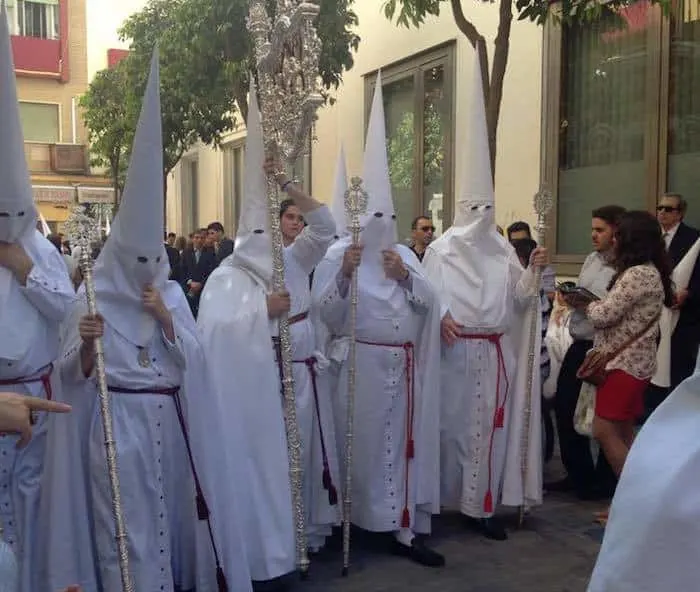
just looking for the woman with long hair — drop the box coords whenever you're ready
[575,211,672,522]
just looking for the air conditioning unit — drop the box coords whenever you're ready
[50,144,87,174]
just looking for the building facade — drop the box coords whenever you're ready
[6,0,112,234]
[166,0,544,240]
[542,0,700,274]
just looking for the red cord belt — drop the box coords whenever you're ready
[356,339,415,529]
[0,363,54,400]
[457,333,509,514]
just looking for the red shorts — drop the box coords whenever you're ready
[595,369,648,421]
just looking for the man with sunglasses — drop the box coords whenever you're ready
[646,193,700,413]
[410,216,435,262]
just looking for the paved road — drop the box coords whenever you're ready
[300,493,605,592]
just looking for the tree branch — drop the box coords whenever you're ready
[486,0,513,177]
[449,0,482,47]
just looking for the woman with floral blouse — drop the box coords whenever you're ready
[568,211,673,521]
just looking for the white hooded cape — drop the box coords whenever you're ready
[588,355,700,591]
[36,282,252,592]
[313,240,442,529]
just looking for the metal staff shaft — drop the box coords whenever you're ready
[266,171,309,575]
[341,178,368,576]
[79,249,133,591]
[519,188,552,527]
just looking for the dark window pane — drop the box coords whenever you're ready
[384,76,416,238]
[668,0,700,228]
[423,65,447,235]
[558,1,650,254]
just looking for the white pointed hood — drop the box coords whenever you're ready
[0,1,37,243]
[360,72,397,252]
[231,80,272,286]
[92,49,168,347]
[330,144,348,238]
[452,53,496,239]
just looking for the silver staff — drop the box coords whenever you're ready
[66,206,133,591]
[519,188,553,527]
[341,177,368,576]
[247,0,324,576]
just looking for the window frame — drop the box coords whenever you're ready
[364,41,456,238]
[17,0,59,40]
[222,139,245,235]
[18,100,61,144]
[541,2,672,276]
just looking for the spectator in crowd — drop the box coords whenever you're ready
[163,232,181,283]
[166,231,176,247]
[409,215,435,262]
[207,221,235,264]
[182,228,217,317]
[572,211,671,524]
[550,205,625,500]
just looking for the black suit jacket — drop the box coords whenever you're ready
[668,222,700,387]
[164,244,181,283]
[216,237,234,265]
[182,247,217,315]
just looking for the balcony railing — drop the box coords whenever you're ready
[24,143,88,175]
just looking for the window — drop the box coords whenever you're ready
[181,158,199,233]
[557,1,650,255]
[365,44,455,241]
[18,0,59,40]
[222,142,245,235]
[668,0,700,228]
[18,102,60,143]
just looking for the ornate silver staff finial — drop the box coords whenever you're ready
[340,175,367,576]
[519,185,553,528]
[64,204,134,591]
[247,0,325,577]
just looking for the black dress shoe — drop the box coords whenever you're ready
[467,516,508,541]
[252,572,295,592]
[391,538,446,568]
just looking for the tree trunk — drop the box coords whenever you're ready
[486,0,513,179]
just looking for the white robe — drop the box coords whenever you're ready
[0,232,75,592]
[423,237,541,518]
[588,356,700,591]
[198,205,338,579]
[313,242,441,534]
[36,282,252,592]
[281,207,341,550]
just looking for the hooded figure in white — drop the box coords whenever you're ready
[36,50,252,592]
[588,353,700,592]
[0,3,75,590]
[422,53,544,541]
[312,75,444,567]
[198,80,336,581]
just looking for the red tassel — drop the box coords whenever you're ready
[483,490,493,514]
[328,483,338,506]
[322,467,332,491]
[495,407,504,428]
[401,507,410,528]
[406,439,415,459]
[216,566,228,591]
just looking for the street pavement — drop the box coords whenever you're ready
[301,494,605,592]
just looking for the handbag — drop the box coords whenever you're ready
[576,312,661,386]
[574,381,597,436]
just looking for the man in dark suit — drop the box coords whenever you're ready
[659,193,700,388]
[182,228,217,317]
[207,221,234,265]
[645,193,700,418]
[164,232,181,283]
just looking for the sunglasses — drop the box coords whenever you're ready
[657,206,679,213]
[420,225,436,233]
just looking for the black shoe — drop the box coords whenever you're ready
[252,573,295,592]
[467,516,508,541]
[391,537,446,568]
[544,477,574,493]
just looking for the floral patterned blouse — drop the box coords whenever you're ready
[586,264,664,380]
